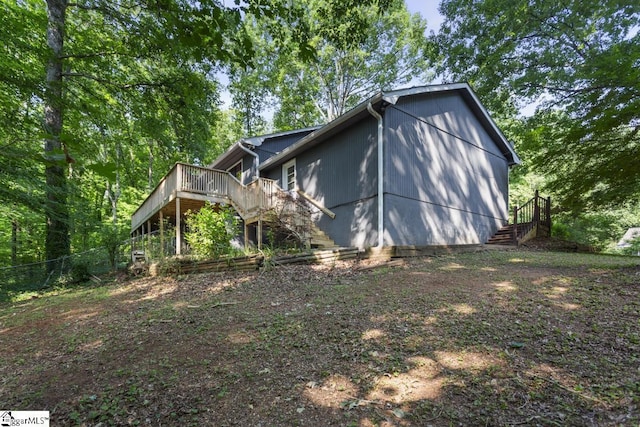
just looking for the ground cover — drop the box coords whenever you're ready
[1,249,639,426]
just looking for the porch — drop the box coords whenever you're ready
[486,190,552,246]
[130,163,279,255]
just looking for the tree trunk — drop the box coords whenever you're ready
[44,0,70,273]
[148,140,154,191]
[11,218,18,266]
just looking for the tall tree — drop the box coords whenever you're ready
[4,0,381,269]
[436,0,640,210]
[44,0,70,270]
[229,0,434,130]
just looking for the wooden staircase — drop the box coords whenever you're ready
[259,188,337,250]
[486,191,551,246]
[309,225,336,249]
[486,224,518,245]
[485,222,539,246]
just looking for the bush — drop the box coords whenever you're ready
[70,260,91,283]
[552,207,640,252]
[184,204,239,259]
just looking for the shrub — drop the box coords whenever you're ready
[184,204,239,259]
[70,260,91,283]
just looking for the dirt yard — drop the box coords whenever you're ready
[1,248,639,426]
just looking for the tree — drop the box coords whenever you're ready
[229,0,434,129]
[1,0,320,271]
[43,0,70,271]
[435,0,640,210]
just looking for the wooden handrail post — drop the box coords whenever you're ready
[533,189,540,226]
[546,196,552,232]
[177,163,183,192]
[512,206,518,244]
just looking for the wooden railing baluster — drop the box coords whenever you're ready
[511,190,552,245]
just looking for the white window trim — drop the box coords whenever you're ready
[282,158,296,191]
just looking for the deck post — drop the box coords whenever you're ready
[176,163,183,192]
[257,217,262,250]
[159,211,164,258]
[546,196,552,233]
[512,206,518,245]
[176,197,181,255]
[147,220,151,252]
[244,222,248,250]
[533,189,540,227]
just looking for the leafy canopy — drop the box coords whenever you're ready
[228,0,434,131]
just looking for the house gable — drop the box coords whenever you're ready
[259,83,519,174]
[259,83,518,248]
[383,90,511,245]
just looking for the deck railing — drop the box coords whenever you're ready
[131,163,182,231]
[132,163,280,231]
[512,190,551,243]
[180,163,230,196]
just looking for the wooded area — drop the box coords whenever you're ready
[1,0,639,277]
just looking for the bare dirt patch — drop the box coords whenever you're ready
[1,249,639,426]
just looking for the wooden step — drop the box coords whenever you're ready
[486,225,516,245]
[309,225,337,249]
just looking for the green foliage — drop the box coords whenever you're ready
[621,236,640,256]
[99,225,127,270]
[184,204,240,259]
[70,260,91,283]
[551,205,640,252]
[230,0,434,129]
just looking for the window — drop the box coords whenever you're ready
[282,159,296,191]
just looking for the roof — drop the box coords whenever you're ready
[209,126,321,171]
[259,82,521,171]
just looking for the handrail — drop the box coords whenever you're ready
[132,163,282,231]
[512,190,551,243]
[296,189,336,219]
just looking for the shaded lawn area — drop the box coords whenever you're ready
[1,250,639,426]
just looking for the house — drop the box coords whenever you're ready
[130,83,520,254]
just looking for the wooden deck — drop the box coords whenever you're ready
[131,163,279,232]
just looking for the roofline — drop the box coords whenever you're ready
[260,82,521,170]
[259,93,386,171]
[454,84,521,165]
[242,125,322,147]
[209,141,245,170]
[209,126,323,170]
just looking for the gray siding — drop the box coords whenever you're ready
[227,153,258,185]
[255,130,316,164]
[262,165,281,182]
[234,130,316,184]
[263,118,380,248]
[383,92,509,246]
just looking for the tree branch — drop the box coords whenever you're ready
[62,71,173,90]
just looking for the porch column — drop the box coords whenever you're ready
[176,197,181,255]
